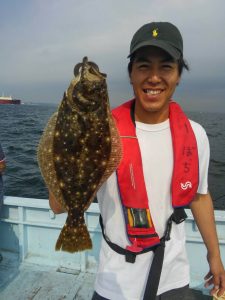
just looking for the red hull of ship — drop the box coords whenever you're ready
[0,99,21,104]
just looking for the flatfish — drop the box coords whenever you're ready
[37,57,122,252]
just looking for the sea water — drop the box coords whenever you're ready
[0,103,224,209]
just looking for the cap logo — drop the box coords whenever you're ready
[152,29,158,38]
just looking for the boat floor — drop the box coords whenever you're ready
[0,251,211,300]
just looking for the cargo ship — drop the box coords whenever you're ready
[0,96,21,104]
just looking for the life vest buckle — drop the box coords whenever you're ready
[164,218,173,241]
[125,239,143,256]
[125,240,143,263]
[172,208,188,224]
[125,251,137,263]
[126,244,143,253]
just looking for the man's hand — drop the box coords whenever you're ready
[0,160,6,174]
[204,252,225,297]
[190,193,225,297]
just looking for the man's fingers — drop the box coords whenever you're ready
[204,271,212,280]
[205,277,213,288]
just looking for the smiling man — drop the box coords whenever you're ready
[92,22,225,300]
[129,46,180,124]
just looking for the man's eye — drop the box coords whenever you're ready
[162,64,173,69]
[138,64,149,69]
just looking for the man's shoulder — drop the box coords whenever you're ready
[189,119,207,137]
[189,119,209,150]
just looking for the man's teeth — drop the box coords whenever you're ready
[144,89,161,95]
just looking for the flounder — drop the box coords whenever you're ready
[37,57,122,252]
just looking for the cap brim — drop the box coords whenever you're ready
[128,40,181,59]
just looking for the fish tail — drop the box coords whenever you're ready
[55,223,92,253]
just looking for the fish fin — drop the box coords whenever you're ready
[37,112,66,209]
[55,223,92,253]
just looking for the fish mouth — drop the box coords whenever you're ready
[74,57,107,79]
[72,82,106,112]
[70,57,108,112]
[76,92,100,106]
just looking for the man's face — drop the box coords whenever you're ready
[130,46,180,124]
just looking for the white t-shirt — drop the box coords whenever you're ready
[95,118,209,300]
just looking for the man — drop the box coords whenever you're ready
[0,142,6,262]
[91,22,225,299]
[50,22,225,299]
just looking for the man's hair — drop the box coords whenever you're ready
[127,54,189,77]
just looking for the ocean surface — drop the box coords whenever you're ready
[0,103,224,209]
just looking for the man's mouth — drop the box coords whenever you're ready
[143,89,162,95]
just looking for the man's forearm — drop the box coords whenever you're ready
[0,160,6,174]
[190,192,220,256]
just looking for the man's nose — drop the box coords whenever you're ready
[147,68,161,83]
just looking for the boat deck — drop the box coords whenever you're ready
[0,251,95,300]
[0,251,211,300]
[2,196,224,299]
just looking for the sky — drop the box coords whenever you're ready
[1,0,225,112]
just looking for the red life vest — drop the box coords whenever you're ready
[112,99,199,250]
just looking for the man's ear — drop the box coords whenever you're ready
[129,76,133,85]
[176,77,181,86]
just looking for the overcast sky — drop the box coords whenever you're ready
[1,0,225,112]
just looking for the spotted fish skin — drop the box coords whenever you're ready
[38,57,122,253]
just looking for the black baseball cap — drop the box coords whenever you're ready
[128,22,183,59]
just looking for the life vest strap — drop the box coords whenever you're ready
[99,215,158,263]
[99,208,187,258]
[99,208,187,300]
[143,209,187,300]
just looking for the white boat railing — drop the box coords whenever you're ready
[1,195,225,293]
